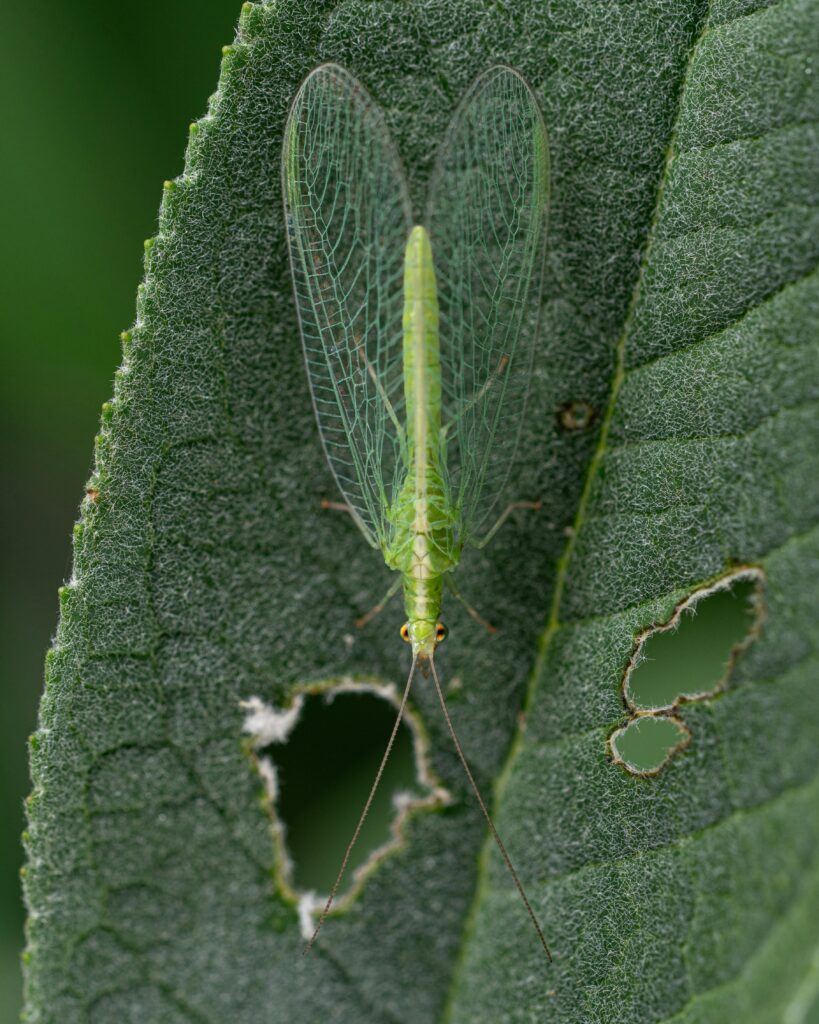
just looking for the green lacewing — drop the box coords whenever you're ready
[282,63,551,958]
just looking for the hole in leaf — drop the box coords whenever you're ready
[611,569,764,777]
[244,686,442,901]
[626,574,762,711]
[557,399,596,432]
[271,692,415,893]
[610,716,689,775]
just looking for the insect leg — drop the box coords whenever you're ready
[444,577,497,634]
[352,334,406,446]
[471,500,542,549]
[441,355,509,441]
[319,499,381,549]
[355,576,402,628]
[429,658,552,962]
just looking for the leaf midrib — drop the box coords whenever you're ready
[440,4,713,1018]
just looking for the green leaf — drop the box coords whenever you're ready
[23,1,819,1021]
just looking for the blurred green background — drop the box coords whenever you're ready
[0,2,240,1015]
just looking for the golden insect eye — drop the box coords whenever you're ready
[400,623,411,642]
[435,623,448,643]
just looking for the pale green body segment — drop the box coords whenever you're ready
[384,226,458,655]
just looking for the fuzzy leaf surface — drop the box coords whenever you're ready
[24,1,819,1022]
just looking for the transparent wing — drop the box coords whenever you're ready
[282,64,412,548]
[425,66,549,545]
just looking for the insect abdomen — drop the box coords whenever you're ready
[403,225,441,455]
[384,227,455,589]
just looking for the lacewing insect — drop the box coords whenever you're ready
[282,63,551,958]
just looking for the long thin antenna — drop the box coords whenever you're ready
[429,658,552,962]
[303,656,418,954]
